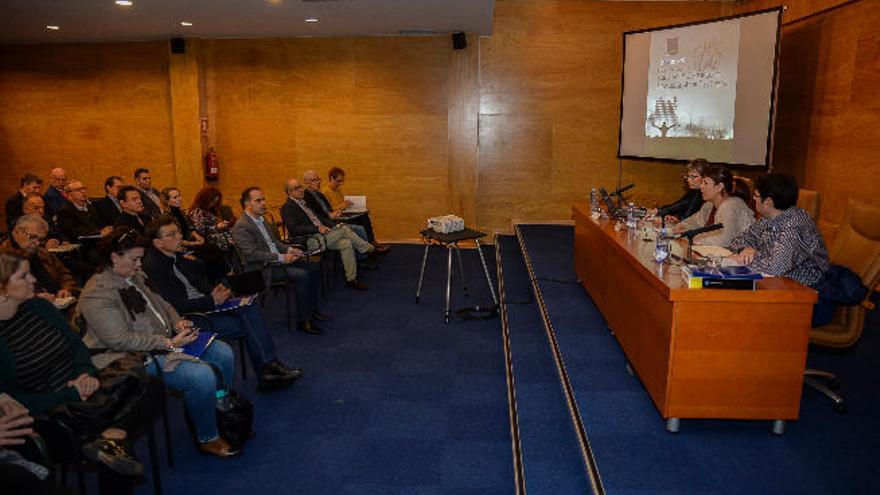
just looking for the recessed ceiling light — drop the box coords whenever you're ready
[46,25,60,31]
[180,21,193,27]
[115,0,133,6]
[304,17,319,23]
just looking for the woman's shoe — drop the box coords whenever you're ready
[198,437,241,458]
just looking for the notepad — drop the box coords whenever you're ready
[344,195,367,213]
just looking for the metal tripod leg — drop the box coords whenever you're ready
[454,242,468,297]
[445,245,453,323]
[474,239,498,306]
[415,243,430,303]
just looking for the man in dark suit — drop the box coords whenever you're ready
[114,185,148,234]
[94,175,125,227]
[5,173,43,231]
[143,215,303,390]
[302,170,370,243]
[134,167,162,222]
[43,167,69,217]
[281,178,374,290]
[231,186,328,334]
[55,180,113,241]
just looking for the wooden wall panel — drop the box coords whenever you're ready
[0,43,173,220]
[477,0,736,233]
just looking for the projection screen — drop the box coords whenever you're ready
[618,8,782,166]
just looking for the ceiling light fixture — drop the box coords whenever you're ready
[180,21,193,27]
[304,17,320,23]
[46,25,60,31]
[115,0,134,6]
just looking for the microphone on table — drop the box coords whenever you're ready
[609,183,634,197]
[669,223,723,239]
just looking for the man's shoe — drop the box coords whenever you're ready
[198,437,241,458]
[345,279,369,290]
[81,438,144,477]
[263,362,304,380]
[372,243,391,254]
[298,320,326,335]
[311,310,332,322]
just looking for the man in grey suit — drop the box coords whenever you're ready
[232,186,328,334]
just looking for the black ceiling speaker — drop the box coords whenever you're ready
[452,32,467,50]
[170,38,185,54]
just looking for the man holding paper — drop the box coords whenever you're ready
[143,215,302,391]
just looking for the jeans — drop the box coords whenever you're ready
[208,305,276,372]
[146,340,234,443]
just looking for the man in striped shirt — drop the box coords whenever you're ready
[728,174,829,287]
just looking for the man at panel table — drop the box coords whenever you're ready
[727,173,829,289]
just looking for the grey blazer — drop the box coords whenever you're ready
[78,270,186,371]
[231,212,288,271]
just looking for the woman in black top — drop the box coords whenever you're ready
[651,158,709,221]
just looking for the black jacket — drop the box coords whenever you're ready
[658,189,703,220]
[56,202,104,240]
[138,188,162,223]
[142,247,215,314]
[115,211,146,234]
[5,192,24,231]
[304,190,334,220]
[94,196,122,227]
[281,198,333,239]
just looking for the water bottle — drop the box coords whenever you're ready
[654,228,670,263]
[216,389,231,411]
[626,202,638,230]
[590,187,599,213]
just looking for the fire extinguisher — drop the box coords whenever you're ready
[204,147,219,181]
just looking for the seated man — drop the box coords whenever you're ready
[302,170,369,241]
[56,181,114,241]
[320,166,386,247]
[281,178,374,290]
[143,216,302,390]
[43,167,69,217]
[5,173,43,231]
[232,187,328,334]
[94,176,125,227]
[114,185,148,234]
[728,173,829,287]
[21,194,64,248]
[0,215,78,300]
[134,168,162,222]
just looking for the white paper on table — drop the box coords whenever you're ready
[344,195,367,213]
[692,245,733,258]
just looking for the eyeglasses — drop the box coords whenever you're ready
[293,185,304,190]
[159,228,181,238]
[684,174,701,180]
[22,230,46,243]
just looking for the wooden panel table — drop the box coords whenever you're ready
[571,204,817,432]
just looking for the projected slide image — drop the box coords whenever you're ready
[645,20,740,144]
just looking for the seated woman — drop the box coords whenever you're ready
[188,186,235,251]
[77,229,240,458]
[649,158,709,222]
[673,164,755,246]
[0,253,156,491]
[161,187,228,284]
[142,215,302,391]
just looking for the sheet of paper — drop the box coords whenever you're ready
[344,195,367,213]
[692,245,733,258]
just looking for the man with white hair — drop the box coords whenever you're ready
[0,214,77,301]
[43,167,69,216]
[56,180,113,241]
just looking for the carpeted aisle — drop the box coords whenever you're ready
[131,244,514,495]
[517,224,880,495]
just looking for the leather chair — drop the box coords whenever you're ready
[805,198,880,411]
[798,188,820,220]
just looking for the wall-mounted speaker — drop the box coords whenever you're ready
[170,38,185,54]
[452,32,467,50]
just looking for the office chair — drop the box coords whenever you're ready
[805,198,880,412]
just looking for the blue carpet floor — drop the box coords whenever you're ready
[497,234,589,494]
[122,244,513,495]
[517,224,880,495]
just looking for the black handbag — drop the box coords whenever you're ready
[215,388,254,449]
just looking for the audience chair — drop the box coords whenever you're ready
[229,244,295,333]
[805,198,880,412]
[798,189,820,220]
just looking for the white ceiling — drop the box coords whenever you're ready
[0,0,496,44]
